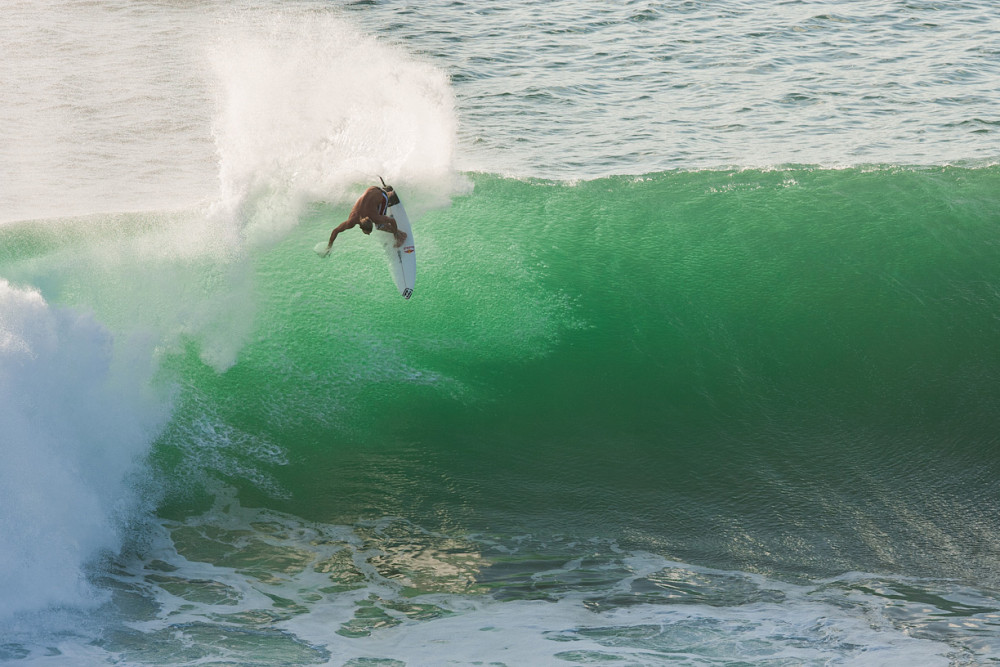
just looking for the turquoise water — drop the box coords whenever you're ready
[155,166,1000,579]
[2,1,1000,665]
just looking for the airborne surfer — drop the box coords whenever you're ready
[320,181,406,256]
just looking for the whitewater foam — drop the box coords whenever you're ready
[8,487,967,665]
[0,280,166,619]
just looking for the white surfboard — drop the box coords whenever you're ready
[378,198,416,299]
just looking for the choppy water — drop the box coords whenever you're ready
[2,1,999,665]
[368,0,1000,175]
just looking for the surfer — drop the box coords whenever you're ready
[321,184,407,256]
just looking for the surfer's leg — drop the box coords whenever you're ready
[370,214,407,247]
[370,213,397,231]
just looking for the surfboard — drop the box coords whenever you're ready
[378,198,416,299]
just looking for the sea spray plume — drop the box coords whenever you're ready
[208,10,459,248]
[0,209,257,372]
[0,279,167,618]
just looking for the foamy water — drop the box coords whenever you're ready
[0,279,165,617]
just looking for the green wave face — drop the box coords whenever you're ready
[133,166,1000,581]
[2,166,997,582]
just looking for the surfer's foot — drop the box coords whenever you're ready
[394,232,407,248]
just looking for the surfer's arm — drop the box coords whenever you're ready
[327,220,352,246]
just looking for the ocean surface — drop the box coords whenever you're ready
[2,1,1000,665]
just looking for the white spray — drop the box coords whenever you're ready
[209,10,460,247]
[0,280,167,618]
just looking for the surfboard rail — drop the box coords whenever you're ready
[378,197,416,299]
